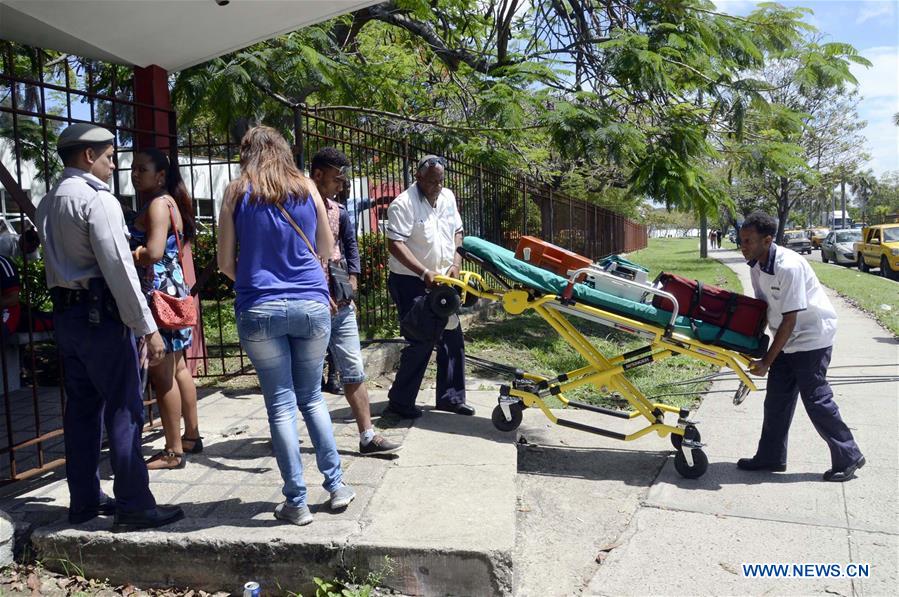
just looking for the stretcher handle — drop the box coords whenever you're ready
[563,267,681,331]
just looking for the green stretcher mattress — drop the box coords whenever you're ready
[462,237,764,356]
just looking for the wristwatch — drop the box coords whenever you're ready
[419,269,431,281]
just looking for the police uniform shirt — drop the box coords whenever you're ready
[386,184,463,276]
[749,243,837,353]
[36,167,158,337]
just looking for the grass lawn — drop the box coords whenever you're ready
[465,237,740,412]
[193,297,256,388]
[807,260,899,336]
[628,237,741,290]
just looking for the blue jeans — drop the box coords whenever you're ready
[329,303,366,384]
[237,299,343,507]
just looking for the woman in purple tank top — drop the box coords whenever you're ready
[217,126,355,524]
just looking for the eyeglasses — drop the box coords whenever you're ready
[417,156,447,171]
[327,163,350,177]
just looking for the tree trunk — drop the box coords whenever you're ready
[775,177,789,244]
[700,211,708,258]
[840,179,847,229]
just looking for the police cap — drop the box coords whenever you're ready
[56,123,114,151]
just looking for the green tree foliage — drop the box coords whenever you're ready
[867,171,899,223]
[724,32,870,240]
[171,0,853,221]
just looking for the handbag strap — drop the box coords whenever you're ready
[277,202,316,255]
[165,201,184,265]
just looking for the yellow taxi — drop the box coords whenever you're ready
[854,223,899,279]
[808,228,830,250]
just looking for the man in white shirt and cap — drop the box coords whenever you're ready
[384,155,473,418]
[738,211,864,482]
[36,123,184,529]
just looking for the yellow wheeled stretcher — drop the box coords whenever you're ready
[432,237,765,479]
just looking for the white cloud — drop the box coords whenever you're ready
[855,1,895,25]
[711,1,762,16]
[852,46,899,175]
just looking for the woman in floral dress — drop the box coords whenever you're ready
[130,148,201,470]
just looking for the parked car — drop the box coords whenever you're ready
[821,229,861,266]
[854,223,899,279]
[807,227,830,250]
[783,229,812,254]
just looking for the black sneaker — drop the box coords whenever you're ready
[359,434,403,456]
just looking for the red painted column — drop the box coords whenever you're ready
[133,64,173,150]
[132,64,207,374]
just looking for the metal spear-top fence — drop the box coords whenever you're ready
[0,45,646,482]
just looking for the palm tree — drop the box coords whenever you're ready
[850,170,877,223]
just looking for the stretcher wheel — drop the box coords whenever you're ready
[491,403,523,432]
[674,448,708,479]
[670,425,701,450]
[458,278,481,308]
[429,286,461,318]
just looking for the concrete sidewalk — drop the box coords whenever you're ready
[587,247,898,596]
[1,387,517,596]
[1,248,895,596]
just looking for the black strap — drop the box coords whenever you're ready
[689,280,703,314]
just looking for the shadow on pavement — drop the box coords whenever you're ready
[516,443,667,486]
[658,460,824,491]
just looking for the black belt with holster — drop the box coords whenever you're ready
[50,278,121,326]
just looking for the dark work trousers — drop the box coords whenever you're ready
[54,303,156,514]
[755,346,862,469]
[387,273,466,410]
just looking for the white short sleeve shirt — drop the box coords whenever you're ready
[749,243,837,353]
[386,184,463,276]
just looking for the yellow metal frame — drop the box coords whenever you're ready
[436,271,758,442]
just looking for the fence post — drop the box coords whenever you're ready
[293,106,305,170]
[493,173,500,242]
[549,187,555,244]
[522,179,528,237]
[477,165,484,240]
[402,138,411,187]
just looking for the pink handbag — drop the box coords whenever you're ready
[148,204,197,330]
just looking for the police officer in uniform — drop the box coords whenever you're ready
[37,124,184,529]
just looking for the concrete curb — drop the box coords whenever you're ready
[30,528,513,595]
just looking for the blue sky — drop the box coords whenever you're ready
[715,0,899,177]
